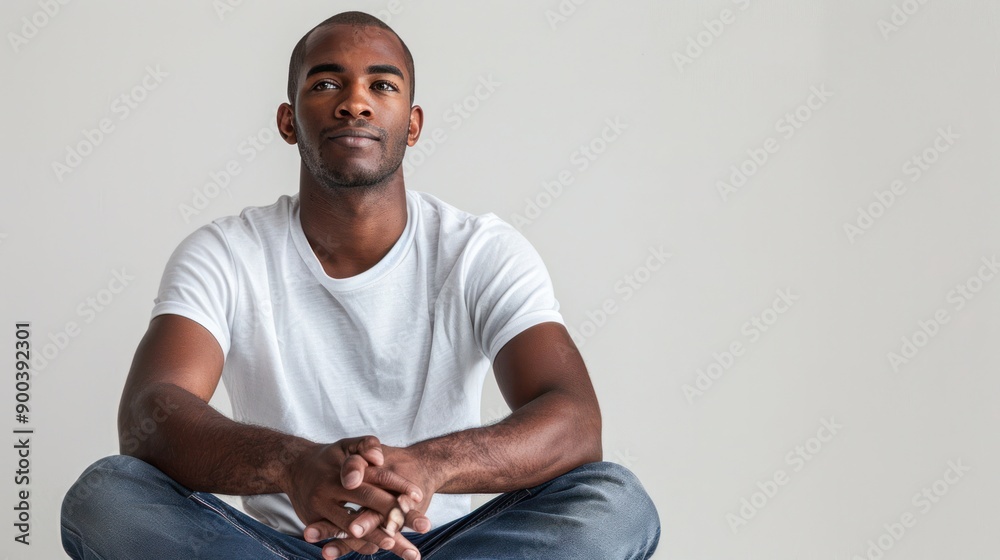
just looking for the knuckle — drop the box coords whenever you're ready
[355,485,376,503]
[367,466,390,485]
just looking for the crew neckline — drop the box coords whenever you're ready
[289,190,418,292]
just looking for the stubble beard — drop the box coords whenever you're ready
[298,124,409,192]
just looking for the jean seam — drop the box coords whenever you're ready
[422,490,530,560]
[188,493,297,560]
[640,525,661,559]
[63,523,111,560]
[81,540,110,560]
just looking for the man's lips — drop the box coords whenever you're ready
[327,128,380,148]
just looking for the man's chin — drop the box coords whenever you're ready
[321,161,403,190]
[320,170,393,190]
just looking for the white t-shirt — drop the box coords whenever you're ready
[151,188,564,535]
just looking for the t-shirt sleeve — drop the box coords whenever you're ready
[463,219,565,363]
[151,223,237,357]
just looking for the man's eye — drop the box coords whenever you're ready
[312,81,337,91]
[373,81,399,92]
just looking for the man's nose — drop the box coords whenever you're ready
[336,84,373,119]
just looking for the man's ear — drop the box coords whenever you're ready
[277,103,297,144]
[407,105,424,147]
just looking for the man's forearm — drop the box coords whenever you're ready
[119,381,312,495]
[409,389,602,494]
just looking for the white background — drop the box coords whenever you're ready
[2,1,998,558]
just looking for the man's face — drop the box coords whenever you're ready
[284,24,420,190]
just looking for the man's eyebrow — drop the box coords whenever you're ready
[305,63,405,81]
[366,64,405,81]
[305,63,346,78]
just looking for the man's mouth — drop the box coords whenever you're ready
[327,128,380,148]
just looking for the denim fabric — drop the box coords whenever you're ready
[61,455,660,559]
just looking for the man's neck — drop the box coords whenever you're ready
[298,170,407,280]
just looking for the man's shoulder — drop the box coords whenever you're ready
[409,189,517,243]
[189,193,296,248]
[214,193,296,234]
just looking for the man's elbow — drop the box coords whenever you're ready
[116,383,177,462]
[575,402,603,465]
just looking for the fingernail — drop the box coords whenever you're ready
[345,472,361,487]
[403,550,419,560]
[416,518,430,532]
[381,537,395,549]
[304,528,319,541]
[351,523,363,537]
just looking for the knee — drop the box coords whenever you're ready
[563,462,661,552]
[61,455,171,532]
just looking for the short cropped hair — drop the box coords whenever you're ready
[286,11,415,106]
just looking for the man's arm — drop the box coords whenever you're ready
[119,314,307,494]
[119,314,429,557]
[411,320,602,493]
[320,321,602,546]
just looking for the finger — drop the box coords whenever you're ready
[318,539,354,559]
[397,494,432,533]
[353,435,385,467]
[383,506,405,536]
[341,454,369,490]
[346,481,410,516]
[345,435,384,467]
[346,507,392,543]
[303,519,349,543]
[322,538,378,558]
[325,503,396,550]
[340,531,421,560]
[365,465,423,502]
[384,532,422,560]
[323,510,420,559]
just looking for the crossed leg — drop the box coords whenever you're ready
[61,455,660,560]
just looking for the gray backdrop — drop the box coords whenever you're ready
[3,1,997,558]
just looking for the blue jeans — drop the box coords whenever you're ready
[61,455,660,559]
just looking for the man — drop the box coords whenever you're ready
[61,11,660,559]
